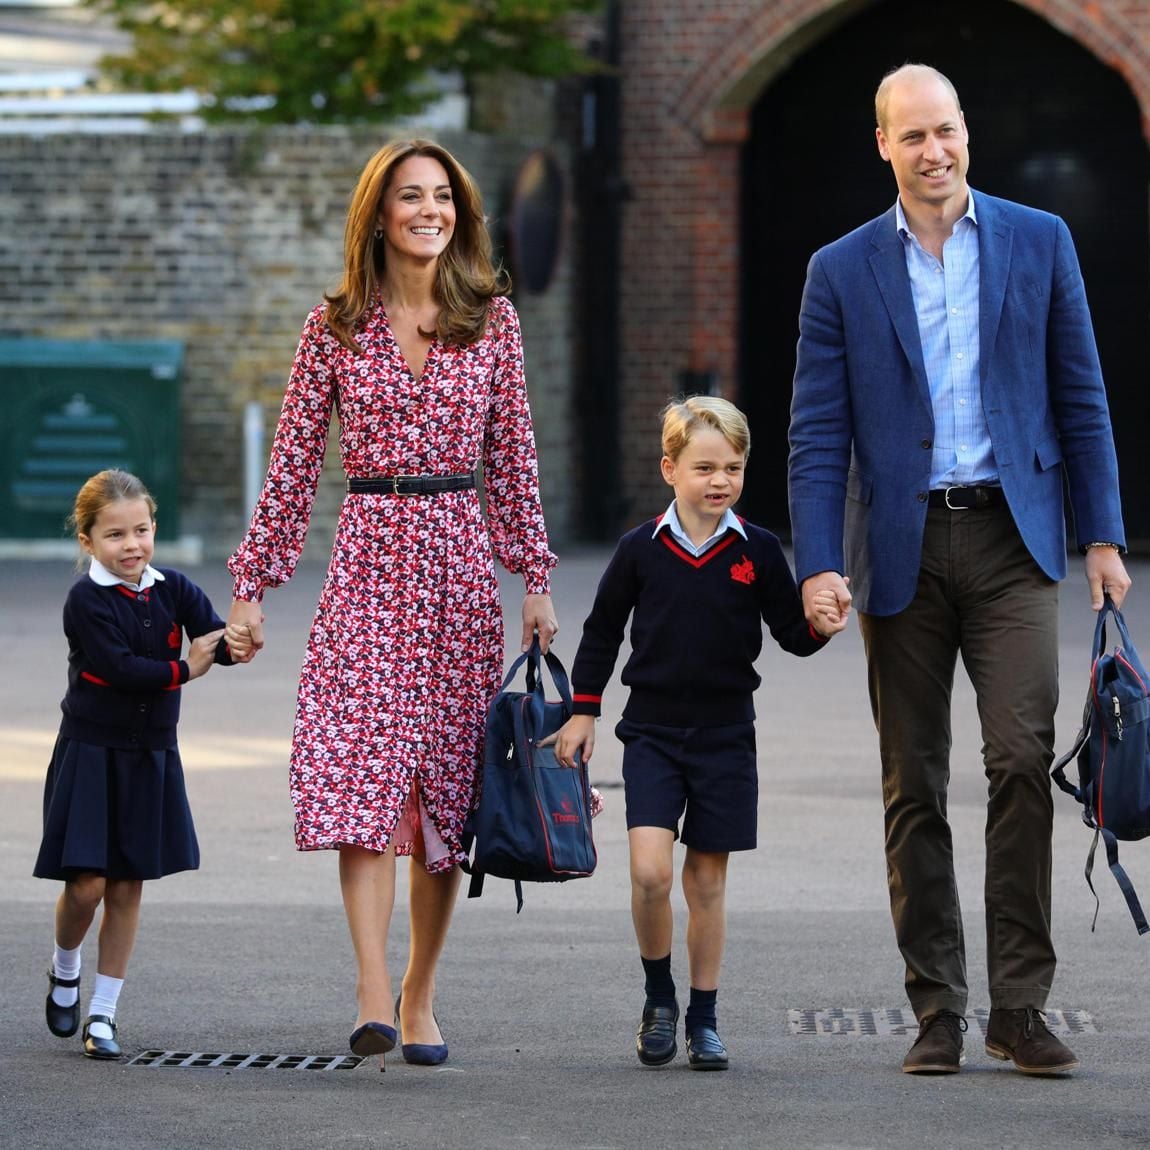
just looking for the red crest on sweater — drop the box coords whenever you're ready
[730,556,756,585]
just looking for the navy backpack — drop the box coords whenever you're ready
[462,639,597,912]
[1052,596,1150,934]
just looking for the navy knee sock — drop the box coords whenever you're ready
[641,954,676,1008]
[685,987,717,1035]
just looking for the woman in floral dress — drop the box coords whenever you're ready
[225,139,558,1066]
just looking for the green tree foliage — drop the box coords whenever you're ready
[84,0,601,123]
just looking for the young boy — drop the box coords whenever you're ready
[545,396,844,1070]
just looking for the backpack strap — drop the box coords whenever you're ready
[1050,687,1092,801]
[1051,600,1111,801]
[1086,826,1150,935]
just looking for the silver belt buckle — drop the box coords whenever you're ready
[944,486,966,511]
[392,474,418,495]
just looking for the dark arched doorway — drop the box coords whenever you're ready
[740,0,1150,546]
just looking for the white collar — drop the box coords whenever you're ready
[87,557,165,591]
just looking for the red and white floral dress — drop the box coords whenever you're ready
[228,295,556,872]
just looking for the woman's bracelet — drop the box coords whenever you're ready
[1084,541,1121,551]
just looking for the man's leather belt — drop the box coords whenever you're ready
[927,485,1005,510]
[346,474,476,496]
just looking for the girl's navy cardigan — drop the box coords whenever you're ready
[570,520,827,727]
[58,568,232,751]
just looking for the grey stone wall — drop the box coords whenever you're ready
[0,126,576,560]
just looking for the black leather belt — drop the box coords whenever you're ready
[927,485,1005,510]
[346,474,476,496]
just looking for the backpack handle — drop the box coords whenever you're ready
[498,637,574,739]
[1093,593,1134,661]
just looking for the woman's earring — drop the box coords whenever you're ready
[373,226,383,240]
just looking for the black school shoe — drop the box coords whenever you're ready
[685,1026,729,1070]
[45,969,81,1038]
[635,999,679,1066]
[81,1015,122,1061]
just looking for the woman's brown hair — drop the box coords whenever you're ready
[324,138,510,352]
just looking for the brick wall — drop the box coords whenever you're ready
[0,127,577,559]
[5,0,1149,550]
[614,0,1150,520]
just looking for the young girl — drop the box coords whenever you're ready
[35,469,237,1060]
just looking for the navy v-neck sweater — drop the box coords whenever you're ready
[570,520,826,726]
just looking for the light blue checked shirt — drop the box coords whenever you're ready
[896,190,997,487]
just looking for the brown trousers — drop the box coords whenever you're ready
[858,503,1060,1020]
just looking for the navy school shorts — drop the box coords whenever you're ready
[614,718,758,853]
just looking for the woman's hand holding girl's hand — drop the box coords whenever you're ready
[187,628,225,679]
[225,624,255,660]
[226,599,265,663]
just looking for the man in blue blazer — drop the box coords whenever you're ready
[788,63,1131,1077]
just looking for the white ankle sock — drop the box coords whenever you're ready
[87,974,124,1039]
[51,943,82,1007]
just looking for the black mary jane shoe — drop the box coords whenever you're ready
[635,999,679,1067]
[81,1015,123,1061]
[685,1026,729,1071]
[45,969,81,1038]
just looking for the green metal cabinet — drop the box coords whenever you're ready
[0,340,183,541]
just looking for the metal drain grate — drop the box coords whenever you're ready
[127,1050,366,1070]
[787,1008,1097,1037]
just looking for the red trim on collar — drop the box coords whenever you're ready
[658,531,738,568]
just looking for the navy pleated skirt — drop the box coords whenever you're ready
[33,734,200,881]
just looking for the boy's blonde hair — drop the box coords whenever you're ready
[660,395,750,461]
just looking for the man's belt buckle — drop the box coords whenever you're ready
[392,474,419,495]
[944,486,967,510]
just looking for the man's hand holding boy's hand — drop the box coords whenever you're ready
[539,714,596,767]
[804,573,851,638]
[809,584,849,638]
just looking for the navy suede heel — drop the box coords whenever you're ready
[395,992,449,1066]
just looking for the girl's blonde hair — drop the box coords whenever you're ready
[324,137,510,353]
[68,469,156,540]
[661,395,751,461]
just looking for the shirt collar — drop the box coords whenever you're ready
[87,557,164,591]
[895,187,978,239]
[652,501,746,544]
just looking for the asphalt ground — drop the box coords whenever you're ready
[3,550,1150,1150]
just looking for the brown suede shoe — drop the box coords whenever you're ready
[902,1010,967,1074]
[985,1008,1079,1075]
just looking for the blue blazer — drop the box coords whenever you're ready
[788,190,1125,617]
